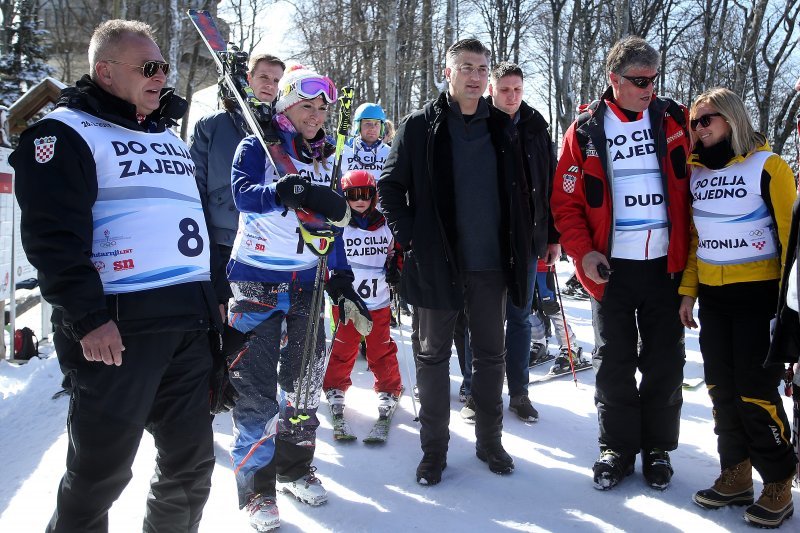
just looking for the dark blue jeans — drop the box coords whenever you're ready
[464,260,536,398]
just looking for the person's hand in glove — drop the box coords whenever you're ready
[326,272,373,336]
[385,253,401,289]
[275,174,350,227]
[208,325,246,415]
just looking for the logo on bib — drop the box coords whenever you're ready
[34,136,57,163]
[752,241,766,250]
[563,174,577,194]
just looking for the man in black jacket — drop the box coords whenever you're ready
[11,20,224,532]
[461,62,560,423]
[378,39,532,485]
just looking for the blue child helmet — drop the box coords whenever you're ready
[353,103,386,136]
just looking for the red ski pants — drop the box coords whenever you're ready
[323,306,402,395]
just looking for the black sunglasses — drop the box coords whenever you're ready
[621,73,659,89]
[105,59,170,78]
[690,112,723,130]
[344,186,376,201]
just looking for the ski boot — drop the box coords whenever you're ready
[277,466,328,506]
[529,341,552,367]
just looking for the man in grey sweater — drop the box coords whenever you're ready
[189,53,285,265]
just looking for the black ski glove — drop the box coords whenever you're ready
[208,325,246,415]
[385,254,401,288]
[275,174,308,208]
[276,174,350,227]
[326,273,373,336]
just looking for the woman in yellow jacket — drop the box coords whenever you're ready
[678,87,797,528]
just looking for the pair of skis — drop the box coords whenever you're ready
[331,398,400,444]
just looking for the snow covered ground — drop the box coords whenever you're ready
[0,265,797,532]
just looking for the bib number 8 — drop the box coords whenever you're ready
[178,218,204,257]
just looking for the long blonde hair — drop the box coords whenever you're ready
[690,87,766,156]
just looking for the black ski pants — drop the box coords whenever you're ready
[47,327,215,533]
[591,257,685,455]
[416,271,507,454]
[698,280,797,482]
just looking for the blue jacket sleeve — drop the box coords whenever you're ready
[231,135,282,214]
[327,229,351,272]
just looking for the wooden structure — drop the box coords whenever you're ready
[7,77,67,134]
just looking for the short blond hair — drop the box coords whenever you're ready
[89,20,156,80]
[691,87,766,156]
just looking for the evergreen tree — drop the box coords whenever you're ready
[0,0,55,106]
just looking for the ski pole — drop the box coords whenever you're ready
[551,264,579,387]
[293,86,355,423]
[394,291,419,421]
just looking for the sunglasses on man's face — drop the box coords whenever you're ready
[621,73,659,89]
[104,59,170,78]
[690,112,723,130]
[344,186,376,202]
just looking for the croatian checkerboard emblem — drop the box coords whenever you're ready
[34,136,57,163]
[752,241,766,250]
[563,173,577,193]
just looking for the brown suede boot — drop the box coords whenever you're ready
[744,476,794,528]
[693,459,754,509]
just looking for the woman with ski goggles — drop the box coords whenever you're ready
[226,64,370,531]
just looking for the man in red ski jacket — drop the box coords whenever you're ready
[551,36,691,492]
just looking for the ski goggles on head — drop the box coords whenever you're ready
[104,59,170,78]
[290,76,338,103]
[344,186,376,202]
[621,73,658,89]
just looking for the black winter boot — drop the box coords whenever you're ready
[476,442,514,474]
[416,452,447,486]
[592,449,634,490]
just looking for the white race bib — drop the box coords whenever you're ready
[231,152,334,272]
[606,108,669,259]
[343,224,393,310]
[48,107,210,294]
[691,151,777,265]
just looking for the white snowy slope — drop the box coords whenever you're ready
[0,264,797,532]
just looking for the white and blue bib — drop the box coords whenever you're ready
[342,224,393,310]
[606,108,669,260]
[691,151,777,265]
[48,107,210,294]
[231,153,334,272]
[342,140,390,183]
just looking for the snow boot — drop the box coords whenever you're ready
[509,395,539,423]
[460,396,476,424]
[277,466,328,506]
[246,494,280,531]
[642,448,674,490]
[416,451,447,485]
[744,476,794,528]
[694,459,754,509]
[325,388,346,417]
[476,441,514,474]
[458,382,467,403]
[592,449,634,490]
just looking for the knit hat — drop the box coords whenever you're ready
[274,64,337,113]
